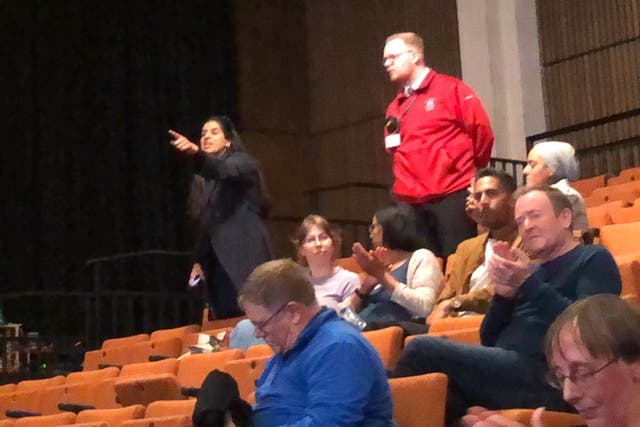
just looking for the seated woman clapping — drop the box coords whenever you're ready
[348,203,442,333]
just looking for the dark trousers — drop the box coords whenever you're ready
[412,188,477,258]
[201,244,244,320]
[392,336,570,424]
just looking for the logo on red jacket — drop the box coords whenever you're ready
[424,98,436,112]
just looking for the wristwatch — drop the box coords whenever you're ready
[449,297,463,311]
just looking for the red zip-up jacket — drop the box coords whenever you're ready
[385,70,494,203]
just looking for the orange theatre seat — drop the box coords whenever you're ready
[73,405,145,426]
[114,349,244,406]
[389,373,448,427]
[585,200,628,228]
[13,412,76,426]
[120,399,196,427]
[223,356,270,400]
[599,222,640,260]
[609,203,640,224]
[362,326,404,371]
[101,334,150,351]
[335,257,363,274]
[617,257,640,298]
[570,174,609,198]
[607,166,640,186]
[114,359,181,407]
[588,181,640,207]
[53,378,120,413]
[149,325,200,342]
[244,344,273,358]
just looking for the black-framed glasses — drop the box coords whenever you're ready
[253,303,289,333]
[546,358,618,390]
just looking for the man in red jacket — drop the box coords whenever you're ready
[383,32,494,258]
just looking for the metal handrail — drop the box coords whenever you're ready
[525,108,640,151]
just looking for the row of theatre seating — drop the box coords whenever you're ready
[0,311,589,427]
[2,166,638,427]
[571,166,640,298]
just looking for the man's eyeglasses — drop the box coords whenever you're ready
[547,358,618,390]
[382,50,413,66]
[253,303,288,333]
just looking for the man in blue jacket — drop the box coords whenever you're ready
[393,186,621,424]
[239,259,394,427]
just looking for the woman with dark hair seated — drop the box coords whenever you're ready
[169,116,273,319]
[349,203,442,331]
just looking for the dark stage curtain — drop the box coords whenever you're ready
[0,1,236,329]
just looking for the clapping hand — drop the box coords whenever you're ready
[352,242,386,281]
[487,241,533,299]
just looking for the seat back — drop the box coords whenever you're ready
[617,257,640,298]
[119,358,179,379]
[585,200,628,228]
[67,367,120,385]
[102,334,149,350]
[244,344,273,358]
[58,378,119,410]
[389,373,447,427]
[16,376,65,392]
[335,257,362,274]
[570,174,608,198]
[0,390,42,419]
[600,222,640,258]
[362,326,404,371]
[149,325,200,342]
[607,166,640,186]
[75,404,145,426]
[13,412,76,426]
[176,349,244,389]
[609,204,640,224]
[223,356,270,400]
[142,399,196,419]
[589,181,640,206]
[0,385,15,394]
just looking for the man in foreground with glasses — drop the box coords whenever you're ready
[462,294,640,427]
[393,186,621,425]
[383,32,494,259]
[238,259,393,426]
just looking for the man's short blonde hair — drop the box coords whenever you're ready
[385,32,424,56]
[238,259,317,310]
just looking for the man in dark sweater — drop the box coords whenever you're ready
[392,186,621,424]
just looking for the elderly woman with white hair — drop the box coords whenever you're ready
[522,141,588,231]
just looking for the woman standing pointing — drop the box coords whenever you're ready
[169,116,273,319]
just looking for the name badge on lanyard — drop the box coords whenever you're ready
[385,133,401,149]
